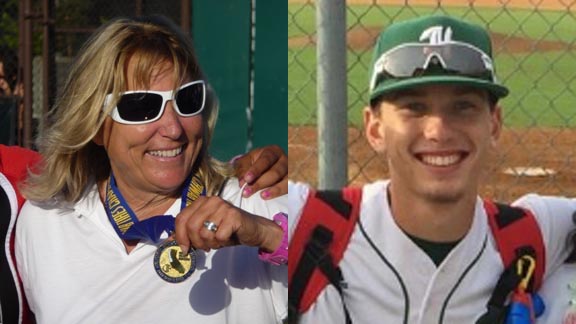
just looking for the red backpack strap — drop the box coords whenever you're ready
[288,187,362,320]
[483,200,545,291]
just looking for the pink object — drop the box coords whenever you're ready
[259,212,288,265]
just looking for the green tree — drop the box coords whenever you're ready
[0,0,19,50]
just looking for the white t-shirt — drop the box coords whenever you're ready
[289,180,576,324]
[16,178,287,324]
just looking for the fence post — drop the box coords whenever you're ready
[42,0,55,137]
[22,0,33,148]
[316,0,347,190]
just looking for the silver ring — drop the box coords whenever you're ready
[203,220,218,232]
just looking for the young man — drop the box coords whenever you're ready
[289,15,575,323]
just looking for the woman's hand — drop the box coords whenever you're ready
[234,145,287,200]
[174,196,283,253]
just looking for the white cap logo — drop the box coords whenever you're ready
[419,26,453,44]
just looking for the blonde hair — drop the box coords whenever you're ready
[23,15,231,203]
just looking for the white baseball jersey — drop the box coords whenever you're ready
[16,178,287,324]
[538,263,576,322]
[289,180,576,324]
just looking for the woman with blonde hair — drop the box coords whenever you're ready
[16,15,287,324]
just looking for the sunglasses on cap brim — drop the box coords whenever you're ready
[103,80,206,125]
[370,42,495,91]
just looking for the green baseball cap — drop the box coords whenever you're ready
[369,15,509,102]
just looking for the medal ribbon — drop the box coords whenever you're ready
[104,173,206,243]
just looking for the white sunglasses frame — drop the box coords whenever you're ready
[369,41,495,92]
[103,80,206,125]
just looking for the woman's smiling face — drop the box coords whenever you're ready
[99,57,204,197]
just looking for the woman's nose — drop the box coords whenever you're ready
[156,100,184,138]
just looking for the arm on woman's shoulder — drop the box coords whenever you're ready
[221,177,287,220]
[233,145,287,200]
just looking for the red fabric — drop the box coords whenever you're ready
[0,145,40,324]
[0,145,40,209]
[484,200,545,291]
[288,187,362,313]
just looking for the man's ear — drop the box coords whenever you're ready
[364,106,386,153]
[490,105,503,146]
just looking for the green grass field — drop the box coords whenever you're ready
[289,4,576,127]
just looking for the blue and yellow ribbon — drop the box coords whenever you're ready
[104,173,206,243]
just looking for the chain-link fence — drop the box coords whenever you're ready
[288,0,576,202]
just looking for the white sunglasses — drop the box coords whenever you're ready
[103,80,206,125]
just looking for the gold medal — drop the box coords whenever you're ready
[154,240,196,283]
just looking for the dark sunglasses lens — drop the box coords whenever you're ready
[383,44,492,79]
[383,48,428,77]
[435,46,486,75]
[176,83,204,115]
[117,93,163,122]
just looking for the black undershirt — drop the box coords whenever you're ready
[405,233,461,267]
